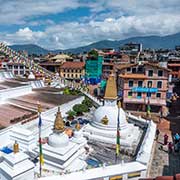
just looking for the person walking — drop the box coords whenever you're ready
[156,129,160,141]
[168,142,173,153]
[164,134,169,145]
[174,133,180,144]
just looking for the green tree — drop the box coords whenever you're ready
[82,97,93,108]
[88,49,98,59]
[66,110,76,117]
[73,104,89,115]
[63,88,70,95]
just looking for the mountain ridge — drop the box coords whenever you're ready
[9,33,180,55]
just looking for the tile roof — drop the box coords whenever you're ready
[116,63,138,70]
[119,73,147,79]
[61,62,85,69]
[116,62,171,72]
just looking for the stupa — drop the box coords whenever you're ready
[37,107,88,172]
[83,74,141,148]
[28,71,35,79]
[0,141,34,180]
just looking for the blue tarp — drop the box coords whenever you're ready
[0,147,13,154]
[132,87,158,93]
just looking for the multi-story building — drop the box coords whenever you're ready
[117,62,170,112]
[85,56,103,84]
[6,62,27,76]
[60,61,85,81]
[168,58,180,81]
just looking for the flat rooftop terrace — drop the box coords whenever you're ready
[0,87,79,128]
[0,79,27,89]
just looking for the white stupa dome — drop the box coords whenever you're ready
[93,105,128,128]
[48,132,69,148]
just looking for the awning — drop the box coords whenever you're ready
[132,87,158,93]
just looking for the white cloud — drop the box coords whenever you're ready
[1,0,180,49]
[0,0,80,24]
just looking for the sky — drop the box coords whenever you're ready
[0,0,180,50]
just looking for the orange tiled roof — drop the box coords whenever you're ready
[61,62,85,69]
[119,73,147,79]
[168,64,180,67]
[116,63,138,70]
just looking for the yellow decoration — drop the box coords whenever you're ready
[118,101,121,109]
[54,107,65,132]
[13,141,19,154]
[101,115,109,125]
[37,103,42,113]
[75,122,81,131]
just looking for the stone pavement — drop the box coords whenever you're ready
[149,98,180,177]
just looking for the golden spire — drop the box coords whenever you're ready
[75,121,81,131]
[101,115,109,125]
[54,107,65,132]
[37,103,42,113]
[118,101,121,109]
[104,74,117,100]
[13,141,19,154]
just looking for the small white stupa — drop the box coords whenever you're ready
[28,71,35,80]
[37,107,87,172]
[83,74,140,147]
[0,141,34,180]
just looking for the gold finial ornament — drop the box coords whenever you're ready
[75,121,81,131]
[101,115,109,125]
[13,141,19,154]
[54,107,65,132]
[37,103,42,113]
[118,101,121,109]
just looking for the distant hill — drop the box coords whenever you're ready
[9,33,180,55]
[10,44,50,55]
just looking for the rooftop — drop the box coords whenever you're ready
[119,73,147,79]
[61,62,85,69]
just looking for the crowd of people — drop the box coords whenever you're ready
[160,132,180,153]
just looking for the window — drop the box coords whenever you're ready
[147,81,152,88]
[138,81,143,87]
[63,74,65,77]
[128,80,134,87]
[137,92,142,99]
[158,70,163,77]
[132,68,136,73]
[147,92,151,97]
[67,74,69,77]
[156,93,161,98]
[148,70,153,77]
[157,81,162,88]
[128,91,132,98]
[20,66,23,69]
[8,65,12,69]
[75,74,78,78]
[127,67,131,72]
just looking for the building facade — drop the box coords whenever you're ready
[7,62,27,76]
[117,63,170,112]
[85,56,103,84]
[60,61,85,81]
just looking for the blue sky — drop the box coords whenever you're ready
[0,0,180,49]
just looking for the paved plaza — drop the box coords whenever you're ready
[150,97,180,177]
